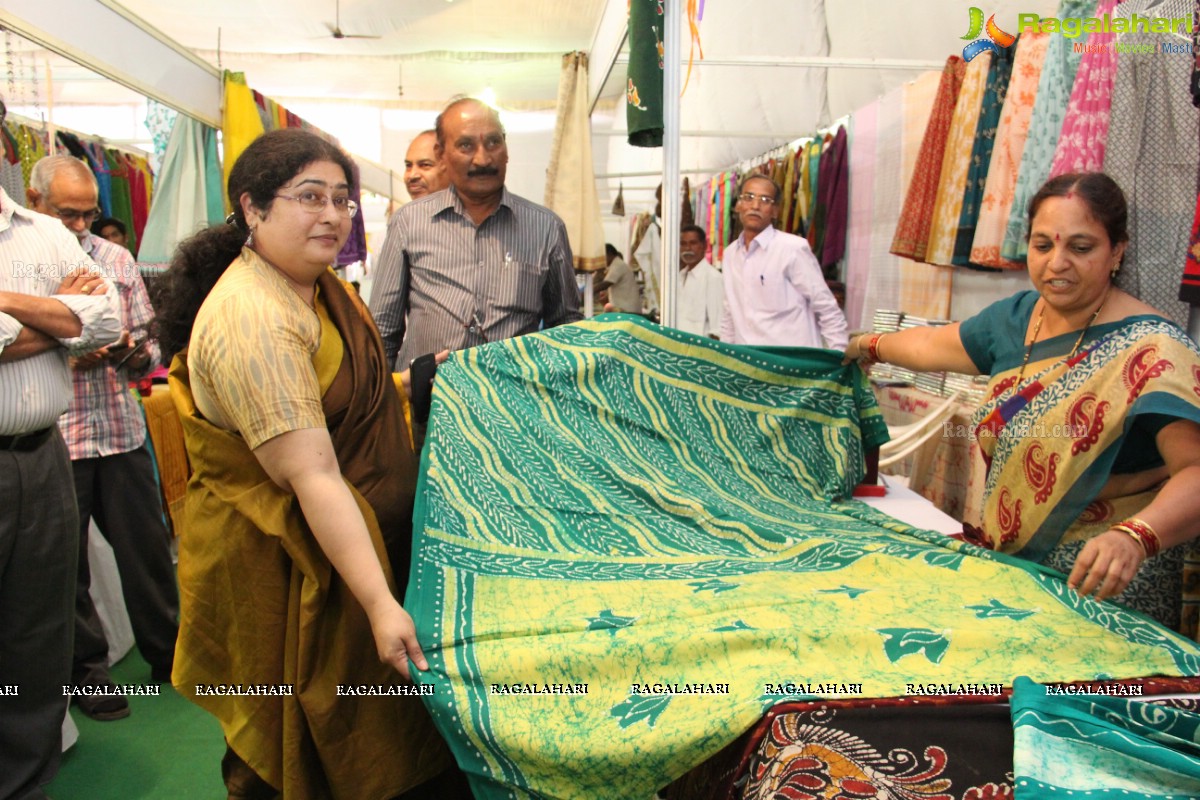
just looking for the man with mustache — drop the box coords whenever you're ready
[720,175,847,349]
[403,130,446,200]
[371,98,582,369]
[676,225,724,339]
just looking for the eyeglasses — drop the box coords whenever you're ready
[274,191,359,218]
[737,193,777,206]
[50,206,101,224]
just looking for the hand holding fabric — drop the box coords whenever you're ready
[366,598,427,681]
[1067,529,1146,601]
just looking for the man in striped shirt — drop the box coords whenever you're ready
[28,156,179,723]
[0,177,121,800]
[370,98,582,369]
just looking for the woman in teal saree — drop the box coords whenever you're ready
[847,172,1200,633]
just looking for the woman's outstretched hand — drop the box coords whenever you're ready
[1067,528,1146,601]
[366,597,428,681]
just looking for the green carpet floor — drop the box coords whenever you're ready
[47,649,225,799]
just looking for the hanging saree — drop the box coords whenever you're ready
[169,255,450,798]
[1001,0,1097,264]
[963,292,1200,630]
[970,32,1052,269]
[898,70,955,320]
[845,103,879,330]
[408,315,1200,800]
[779,149,796,235]
[626,0,665,147]
[222,72,267,214]
[1104,0,1199,328]
[953,44,1015,268]
[812,126,849,271]
[925,53,991,267]
[1048,0,1120,176]
[891,56,965,263]
[789,146,807,236]
[856,85,906,331]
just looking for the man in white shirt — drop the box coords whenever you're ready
[719,175,848,349]
[0,176,120,799]
[675,225,724,338]
[596,244,641,314]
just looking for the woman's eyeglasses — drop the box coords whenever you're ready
[274,191,359,218]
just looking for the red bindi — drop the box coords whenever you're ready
[1054,233,1061,242]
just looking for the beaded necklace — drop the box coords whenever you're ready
[1014,286,1112,389]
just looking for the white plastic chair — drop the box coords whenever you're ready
[878,390,964,470]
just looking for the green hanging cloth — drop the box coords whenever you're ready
[626,0,664,147]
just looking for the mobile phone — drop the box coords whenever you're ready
[409,353,439,424]
[113,338,148,370]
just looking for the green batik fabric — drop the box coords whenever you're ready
[626,0,664,147]
[405,315,1200,800]
[1011,677,1200,798]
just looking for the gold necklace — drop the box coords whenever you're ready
[1014,286,1111,388]
[253,247,318,309]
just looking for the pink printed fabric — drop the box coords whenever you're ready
[1049,0,1120,175]
[843,98,879,330]
[969,32,1051,269]
[858,83,908,330]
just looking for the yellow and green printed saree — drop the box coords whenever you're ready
[407,315,1200,800]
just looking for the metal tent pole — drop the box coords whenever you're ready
[660,0,681,329]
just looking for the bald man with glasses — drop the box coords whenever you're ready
[27,156,179,723]
[719,174,848,350]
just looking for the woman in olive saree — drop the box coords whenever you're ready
[156,129,449,799]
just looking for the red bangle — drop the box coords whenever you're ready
[866,334,884,362]
[1113,518,1161,558]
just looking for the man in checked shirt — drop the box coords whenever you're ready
[28,156,178,721]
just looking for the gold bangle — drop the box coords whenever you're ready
[1118,517,1161,558]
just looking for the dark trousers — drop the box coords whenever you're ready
[72,439,179,686]
[0,431,78,800]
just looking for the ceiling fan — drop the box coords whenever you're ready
[325,0,381,40]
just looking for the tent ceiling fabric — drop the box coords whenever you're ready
[114,0,606,105]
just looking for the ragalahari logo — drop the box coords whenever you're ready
[961,7,1016,61]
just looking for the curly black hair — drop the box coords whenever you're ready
[153,128,357,359]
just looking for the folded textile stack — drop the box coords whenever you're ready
[943,372,991,406]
